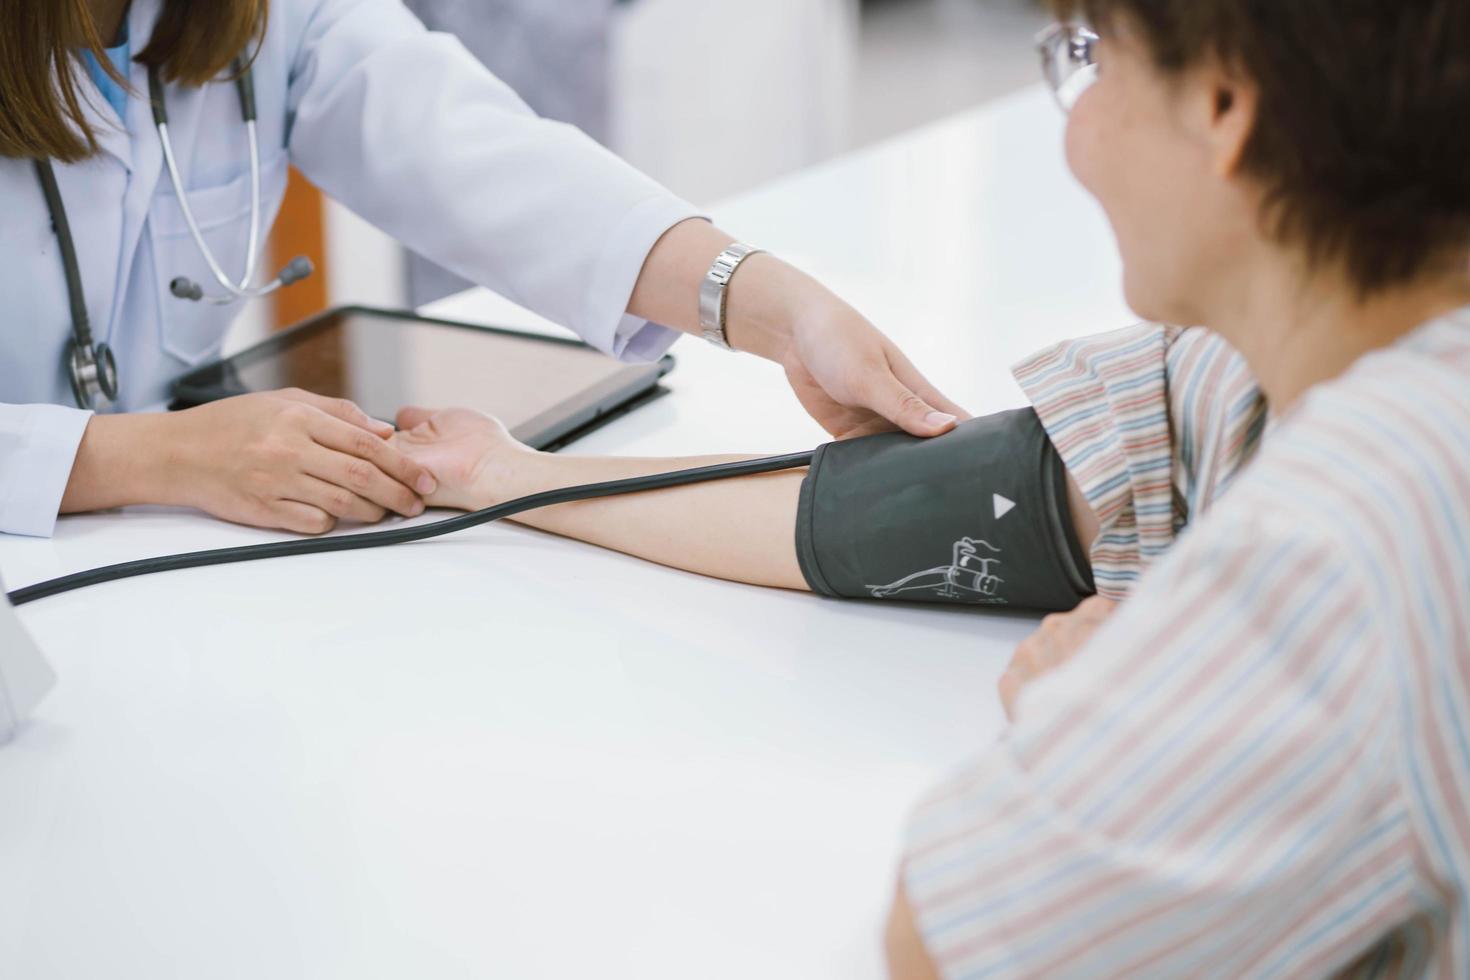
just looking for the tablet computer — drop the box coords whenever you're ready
[171,306,675,450]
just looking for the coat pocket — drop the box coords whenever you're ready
[148,151,289,365]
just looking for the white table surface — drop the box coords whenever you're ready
[0,85,1131,979]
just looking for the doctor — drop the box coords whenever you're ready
[0,0,967,538]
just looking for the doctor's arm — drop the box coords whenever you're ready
[284,0,966,440]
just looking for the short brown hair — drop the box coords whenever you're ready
[0,0,268,163]
[1049,0,1470,293]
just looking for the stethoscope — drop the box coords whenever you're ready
[35,59,314,410]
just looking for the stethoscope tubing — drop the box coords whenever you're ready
[150,63,278,303]
[32,160,96,352]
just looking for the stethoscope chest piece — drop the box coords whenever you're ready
[67,339,119,410]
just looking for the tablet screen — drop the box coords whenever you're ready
[175,308,669,447]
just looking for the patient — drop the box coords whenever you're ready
[402,0,1470,974]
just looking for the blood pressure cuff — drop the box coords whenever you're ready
[795,410,1094,612]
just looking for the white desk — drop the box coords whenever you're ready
[0,86,1131,979]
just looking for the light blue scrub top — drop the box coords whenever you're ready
[82,27,132,121]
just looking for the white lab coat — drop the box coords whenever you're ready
[0,0,698,537]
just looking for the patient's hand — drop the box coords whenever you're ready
[391,407,540,511]
[999,596,1117,722]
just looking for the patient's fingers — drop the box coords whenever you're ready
[998,664,1029,722]
[999,598,1119,721]
[1000,633,1044,721]
[395,405,438,432]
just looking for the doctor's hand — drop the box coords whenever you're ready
[629,220,971,440]
[166,389,437,533]
[776,307,972,440]
[999,597,1118,722]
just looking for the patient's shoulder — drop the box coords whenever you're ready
[1223,319,1470,632]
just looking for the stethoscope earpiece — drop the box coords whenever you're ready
[279,256,315,286]
[170,277,204,301]
[169,255,313,305]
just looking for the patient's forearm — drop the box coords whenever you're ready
[480,453,811,591]
[471,447,1099,596]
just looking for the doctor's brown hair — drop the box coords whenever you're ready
[1049,0,1470,294]
[0,0,268,162]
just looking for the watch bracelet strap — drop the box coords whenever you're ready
[699,242,765,350]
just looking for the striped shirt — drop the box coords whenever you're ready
[1013,323,1269,597]
[905,309,1470,978]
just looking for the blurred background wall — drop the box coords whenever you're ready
[399,0,620,308]
[237,0,1046,346]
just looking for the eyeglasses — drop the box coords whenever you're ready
[1036,22,1100,113]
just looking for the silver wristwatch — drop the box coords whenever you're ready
[699,242,765,350]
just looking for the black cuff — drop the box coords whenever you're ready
[796,410,1094,612]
